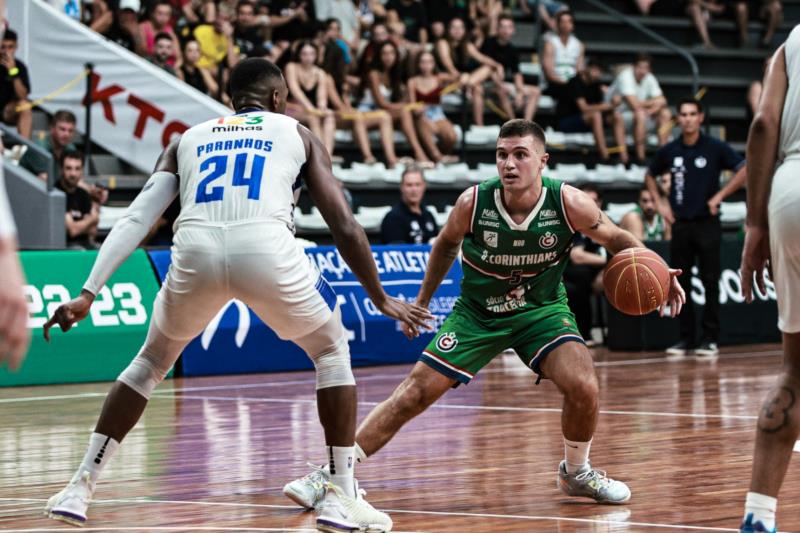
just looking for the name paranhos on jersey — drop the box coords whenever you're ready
[197,138,274,157]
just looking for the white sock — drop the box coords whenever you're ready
[354,442,368,464]
[328,446,355,498]
[76,432,119,486]
[564,438,591,474]
[744,491,777,531]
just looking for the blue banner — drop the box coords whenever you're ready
[148,245,462,377]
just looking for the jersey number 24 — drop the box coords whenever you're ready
[196,152,265,203]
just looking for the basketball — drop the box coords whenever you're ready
[603,247,671,316]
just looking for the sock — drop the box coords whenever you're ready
[76,432,120,486]
[354,442,368,464]
[744,491,777,531]
[328,446,355,498]
[564,438,591,474]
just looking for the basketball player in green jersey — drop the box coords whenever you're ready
[284,119,686,509]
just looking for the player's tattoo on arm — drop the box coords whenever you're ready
[758,386,797,433]
[590,212,604,230]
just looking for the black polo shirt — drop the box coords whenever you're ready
[648,133,744,220]
[480,37,519,81]
[0,59,30,109]
[56,181,93,247]
[380,202,438,244]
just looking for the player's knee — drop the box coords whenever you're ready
[117,350,171,400]
[391,376,433,418]
[562,373,599,407]
[310,334,355,390]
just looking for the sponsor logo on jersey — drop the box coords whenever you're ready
[694,156,707,169]
[478,219,500,228]
[506,285,526,300]
[480,249,558,266]
[539,231,558,249]
[673,156,684,167]
[212,125,263,132]
[540,208,558,219]
[436,332,458,352]
[513,239,525,247]
[484,231,498,248]
[482,208,499,220]
[537,219,561,228]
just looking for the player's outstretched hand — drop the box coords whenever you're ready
[43,290,95,342]
[660,268,685,318]
[740,224,771,304]
[377,297,433,339]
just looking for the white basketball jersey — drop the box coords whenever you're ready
[175,110,306,229]
[780,25,800,161]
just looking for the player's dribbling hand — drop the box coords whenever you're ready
[376,297,433,339]
[740,224,771,304]
[660,268,685,318]
[43,290,95,342]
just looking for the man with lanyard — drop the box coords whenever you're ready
[645,96,746,360]
[284,119,686,510]
[620,186,670,241]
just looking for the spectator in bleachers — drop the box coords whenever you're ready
[435,17,504,126]
[326,74,399,167]
[684,0,726,48]
[140,1,181,65]
[356,21,389,81]
[380,165,439,244]
[407,51,459,162]
[95,0,147,56]
[193,3,239,76]
[620,186,670,241]
[520,0,568,32]
[149,32,179,75]
[556,58,628,164]
[471,0,502,37]
[645,96,746,359]
[233,0,269,58]
[606,53,672,163]
[177,39,218,95]
[320,18,351,94]
[365,40,441,165]
[267,0,311,43]
[730,0,783,47]
[315,0,360,52]
[285,40,336,155]
[541,10,584,107]
[20,110,77,183]
[0,30,31,140]
[57,151,99,250]
[480,14,541,122]
[424,0,468,36]
[386,0,429,45]
[564,183,606,345]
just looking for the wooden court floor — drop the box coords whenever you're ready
[1,344,799,532]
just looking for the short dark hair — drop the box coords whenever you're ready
[634,53,652,65]
[52,110,77,126]
[555,10,573,26]
[3,29,17,43]
[229,57,284,98]
[585,56,604,71]
[498,14,514,26]
[237,0,256,12]
[154,31,172,43]
[60,149,84,168]
[677,96,703,114]
[325,18,341,30]
[498,119,546,147]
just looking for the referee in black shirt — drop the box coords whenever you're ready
[645,97,746,360]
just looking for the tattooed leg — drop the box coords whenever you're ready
[749,332,800,497]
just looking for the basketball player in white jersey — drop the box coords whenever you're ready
[41,58,430,532]
[739,25,800,533]
[0,139,30,371]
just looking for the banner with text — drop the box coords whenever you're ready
[148,245,462,377]
[1,249,161,386]
[9,1,231,173]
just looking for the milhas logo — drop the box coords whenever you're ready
[540,208,558,219]
[482,208,499,220]
[201,299,251,350]
[436,332,458,352]
[539,231,558,249]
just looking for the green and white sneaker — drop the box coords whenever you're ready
[557,460,631,504]
[316,480,392,532]
[283,463,330,509]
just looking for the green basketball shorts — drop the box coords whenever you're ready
[419,299,584,384]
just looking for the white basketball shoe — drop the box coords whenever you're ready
[316,480,393,532]
[44,470,94,526]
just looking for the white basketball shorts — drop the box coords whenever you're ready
[152,219,336,342]
[769,158,800,333]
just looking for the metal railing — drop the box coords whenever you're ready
[579,0,700,95]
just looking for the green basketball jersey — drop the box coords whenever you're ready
[634,206,665,241]
[460,176,575,315]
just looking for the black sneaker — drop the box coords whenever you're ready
[695,340,719,361]
[666,340,691,360]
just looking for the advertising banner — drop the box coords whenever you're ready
[2,249,161,386]
[9,1,230,173]
[148,245,462,377]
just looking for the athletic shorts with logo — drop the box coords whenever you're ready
[420,298,584,384]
